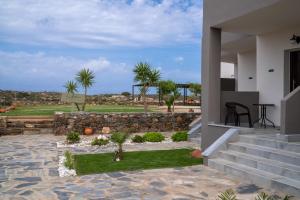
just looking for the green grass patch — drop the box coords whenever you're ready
[0,104,150,116]
[73,149,202,175]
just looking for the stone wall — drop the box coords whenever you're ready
[54,112,200,135]
[0,116,7,128]
[0,90,132,106]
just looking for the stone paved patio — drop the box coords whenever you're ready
[0,134,285,200]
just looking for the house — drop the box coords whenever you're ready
[201,0,300,196]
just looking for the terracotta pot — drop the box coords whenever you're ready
[0,108,6,113]
[191,149,202,158]
[84,127,93,135]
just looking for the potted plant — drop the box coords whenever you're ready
[84,127,93,135]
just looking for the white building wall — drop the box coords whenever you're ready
[257,27,300,126]
[221,62,234,78]
[237,51,257,91]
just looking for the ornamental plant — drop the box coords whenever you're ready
[66,131,80,144]
[131,135,145,143]
[91,138,109,146]
[216,190,293,200]
[110,132,128,160]
[143,132,165,142]
[64,150,74,169]
[171,131,188,142]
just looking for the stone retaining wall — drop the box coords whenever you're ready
[54,112,200,135]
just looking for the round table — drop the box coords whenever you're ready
[253,104,275,128]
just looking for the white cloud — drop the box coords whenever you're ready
[0,0,202,48]
[0,51,133,93]
[174,56,184,63]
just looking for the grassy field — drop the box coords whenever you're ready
[0,104,152,116]
[73,149,202,175]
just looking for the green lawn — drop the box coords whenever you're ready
[0,104,151,116]
[73,149,202,175]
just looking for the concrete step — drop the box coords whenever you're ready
[228,142,300,166]
[208,158,300,197]
[219,150,300,180]
[239,135,300,153]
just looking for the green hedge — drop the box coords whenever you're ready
[143,132,165,142]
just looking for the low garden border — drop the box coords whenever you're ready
[54,112,200,135]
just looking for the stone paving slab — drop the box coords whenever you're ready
[0,134,286,200]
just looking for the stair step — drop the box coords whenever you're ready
[239,135,300,153]
[208,158,300,197]
[219,150,300,180]
[228,142,300,166]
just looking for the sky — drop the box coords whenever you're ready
[0,0,203,94]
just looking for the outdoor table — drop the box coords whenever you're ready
[253,104,275,128]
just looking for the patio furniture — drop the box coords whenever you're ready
[225,102,253,128]
[253,104,275,128]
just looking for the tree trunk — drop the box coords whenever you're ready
[118,144,123,160]
[82,87,87,111]
[167,106,172,112]
[75,103,81,111]
[172,102,175,113]
[142,86,148,113]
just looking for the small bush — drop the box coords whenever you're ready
[91,138,109,146]
[64,151,74,169]
[143,132,165,142]
[66,131,80,144]
[131,135,144,143]
[172,131,188,142]
[121,92,131,97]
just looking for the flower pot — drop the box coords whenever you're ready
[84,127,93,135]
[0,108,6,113]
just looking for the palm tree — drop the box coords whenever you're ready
[76,68,95,111]
[64,80,78,94]
[110,132,128,160]
[133,62,160,112]
[64,80,80,111]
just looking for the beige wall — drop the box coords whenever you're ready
[257,27,300,126]
[237,51,257,91]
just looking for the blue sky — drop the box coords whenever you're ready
[0,0,202,94]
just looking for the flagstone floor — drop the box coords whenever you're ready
[0,134,284,200]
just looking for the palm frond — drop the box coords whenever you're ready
[76,68,95,88]
[216,189,237,200]
[255,192,274,200]
[64,80,78,94]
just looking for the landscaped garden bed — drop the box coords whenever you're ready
[72,149,202,175]
[56,131,188,149]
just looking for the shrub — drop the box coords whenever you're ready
[66,131,80,144]
[131,135,144,143]
[121,92,131,97]
[91,138,109,146]
[110,132,128,160]
[143,132,165,142]
[172,131,188,142]
[64,151,74,169]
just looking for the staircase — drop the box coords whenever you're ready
[1,116,54,135]
[188,117,201,144]
[208,134,300,197]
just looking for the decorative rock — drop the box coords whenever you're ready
[191,149,202,158]
[97,134,108,140]
[102,127,111,134]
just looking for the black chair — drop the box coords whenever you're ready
[225,102,253,128]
